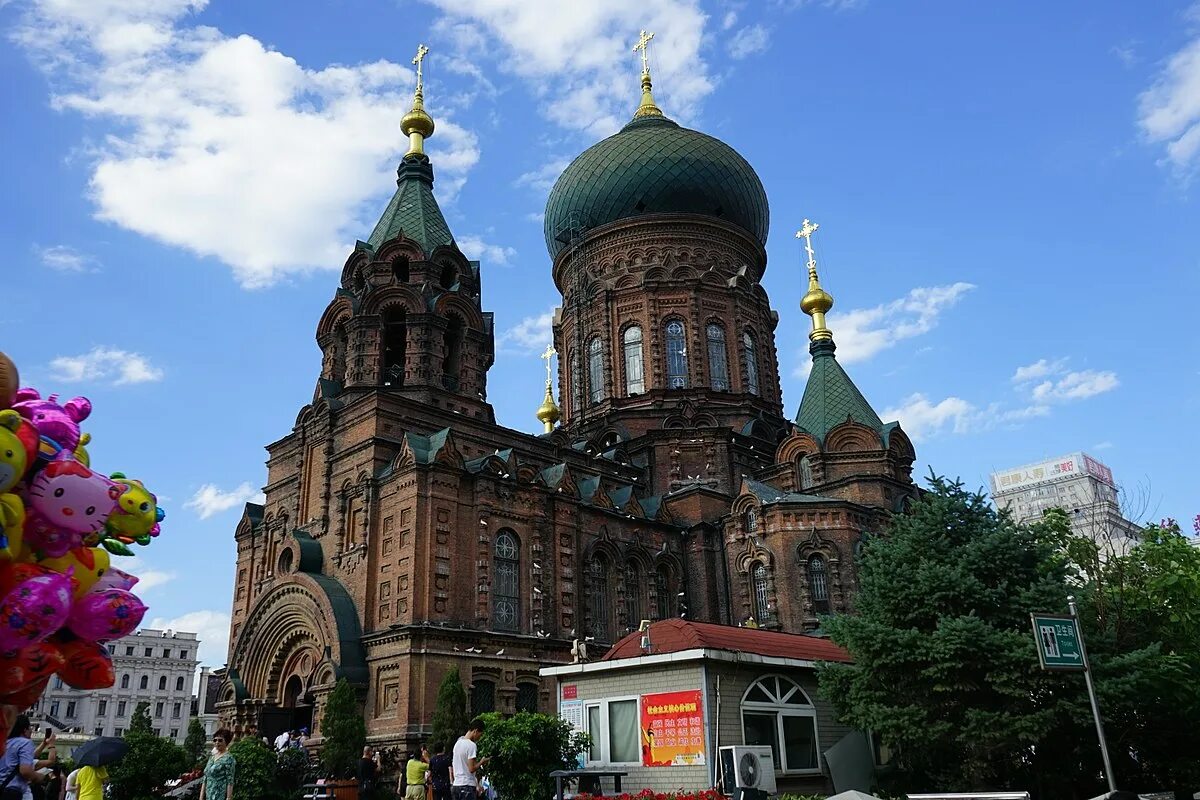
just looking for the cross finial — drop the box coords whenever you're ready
[540,344,557,384]
[796,219,834,342]
[633,30,655,75]
[795,219,821,280]
[412,43,430,93]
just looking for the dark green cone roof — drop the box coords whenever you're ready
[367,154,454,255]
[543,115,769,257]
[795,339,885,445]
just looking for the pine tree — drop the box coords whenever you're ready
[128,701,152,735]
[429,667,469,752]
[320,678,366,779]
[184,718,207,766]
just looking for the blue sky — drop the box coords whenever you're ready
[3,0,1198,668]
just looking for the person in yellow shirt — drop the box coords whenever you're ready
[403,745,430,800]
[75,765,107,800]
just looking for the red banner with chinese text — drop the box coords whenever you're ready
[640,690,706,767]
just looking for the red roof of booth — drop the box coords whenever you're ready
[601,618,852,664]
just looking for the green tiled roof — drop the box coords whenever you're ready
[544,115,769,258]
[795,339,885,445]
[367,154,455,255]
[743,477,830,506]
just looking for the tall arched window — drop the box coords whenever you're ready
[808,555,830,614]
[587,336,605,404]
[569,352,582,413]
[176,676,184,691]
[140,675,149,690]
[623,563,642,631]
[492,530,519,632]
[442,315,464,391]
[741,675,819,773]
[751,563,771,623]
[158,676,167,691]
[392,255,409,283]
[120,674,130,689]
[587,556,610,641]
[654,566,671,619]
[440,262,457,290]
[707,324,729,391]
[799,455,814,490]
[623,327,644,395]
[665,320,688,388]
[744,507,758,535]
[742,331,760,395]
[382,309,406,387]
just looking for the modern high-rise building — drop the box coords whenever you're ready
[989,452,1141,551]
[32,628,200,744]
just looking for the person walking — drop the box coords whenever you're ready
[404,745,430,800]
[357,747,377,799]
[61,769,78,800]
[450,720,488,800]
[427,741,452,800]
[73,766,106,800]
[198,729,235,800]
[2,716,56,800]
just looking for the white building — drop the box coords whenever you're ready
[32,628,200,744]
[990,452,1141,552]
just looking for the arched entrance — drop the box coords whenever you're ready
[282,674,314,735]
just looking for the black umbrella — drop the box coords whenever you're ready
[71,736,130,767]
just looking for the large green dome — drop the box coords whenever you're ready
[543,115,770,258]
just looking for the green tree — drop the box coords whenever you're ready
[129,701,152,735]
[476,712,589,800]
[229,736,285,800]
[429,667,469,752]
[108,728,189,800]
[818,474,1077,792]
[184,718,208,767]
[320,678,367,779]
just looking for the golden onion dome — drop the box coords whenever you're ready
[536,383,561,431]
[800,285,833,316]
[402,95,435,141]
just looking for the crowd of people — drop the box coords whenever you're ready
[357,718,494,800]
[0,715,105,800]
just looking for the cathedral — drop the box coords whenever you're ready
[217,41,917,747]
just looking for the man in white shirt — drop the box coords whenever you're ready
[274,730,292,752]
[450,718,489,800]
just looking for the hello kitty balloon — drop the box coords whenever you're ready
[24,452,119,558]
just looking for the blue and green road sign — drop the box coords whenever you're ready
[1031,613,1086,671]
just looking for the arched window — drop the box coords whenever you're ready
[516,682,539,713]
[470,679,496,715]
[654,566,671,619]
[440,262,457,290]
[808,555,830,614]
[382,308,406,387]
[140,675,148,690]
[740,675,819,773]
[176,676,184,691]
[799,455,814,490]
[751,563,771,623]
[392,255,409,283]
[121,674,130,689]
[492,530,520,632]
[707,324,729,391]
[744,508,758,535]
[442,315,464,391]
[569,352,582,413]
[587,556,610,641]
[665,320,688,388]
[623,563,642,631]
[587,337,605,404]
[158,676,167,691]
[623,327,644,395]
[742,331,760,395]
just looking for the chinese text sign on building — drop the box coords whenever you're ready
[1031,613,1085,671]
[640,690,706,767]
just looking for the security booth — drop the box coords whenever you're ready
[540,619,879,797]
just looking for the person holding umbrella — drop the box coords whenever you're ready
[69,735,128,800]
[199,729,235,800]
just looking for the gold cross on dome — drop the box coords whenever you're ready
[412,43,430,92]
[795,218,820,277]
[633,30,655,75]
[540,344,557,384]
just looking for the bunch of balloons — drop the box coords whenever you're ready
[0,350,164,746]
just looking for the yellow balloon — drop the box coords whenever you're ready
[40,547,111,598]
[0,492,25,563]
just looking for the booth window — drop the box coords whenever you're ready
[740,675,819,773]
[584,697,640,765]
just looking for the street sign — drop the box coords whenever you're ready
[1030,613,1086,671]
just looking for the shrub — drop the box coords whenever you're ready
[320,678,367,779]
[108,729,190,800]
[476,712,589,800]
[429,667,470,751]
[184,718,208,767]
[229,736,283,800]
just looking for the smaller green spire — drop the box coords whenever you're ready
[794,339,885,444]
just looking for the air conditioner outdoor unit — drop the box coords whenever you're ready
[718,745,776,797]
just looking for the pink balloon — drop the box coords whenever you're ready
[67,588,147,642]
[92,567,139,592]
[0,573,74,650]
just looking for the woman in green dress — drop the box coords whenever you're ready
[199,728,236,800]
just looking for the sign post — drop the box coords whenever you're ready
[1031,598,1116,793]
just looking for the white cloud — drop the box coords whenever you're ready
[800,282,973,373]
[1011,358,1067,383]
[13,1,480,288]
[1138,31,1200,175]
[120,555,174,593]
[1111,42,1138,68]
[517,158,573,194]
[456,234,516,265]
[881,393,975,441]
[424,0,714,136]
[498,307,556,353]
[722,11,739,30]
[37,244,98,272]
[49,346,164,385]
[1031,369,1120,402]
[184,482,264,520]
[729,25,770,59]
[149,609,231,668]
